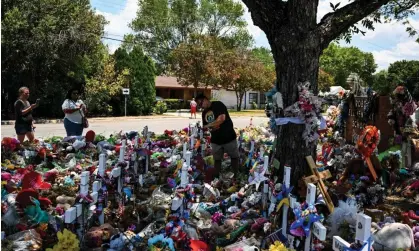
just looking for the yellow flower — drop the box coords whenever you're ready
[269,241,288,251]
[227,185,237,193]
[47,229,79,251]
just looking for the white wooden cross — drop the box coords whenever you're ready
[287,196,299,250]
[119,139,126,162]
[132,135,139,174]
[111,165,122,194]
[97,153,107,224]
[260,146,265,159]
[181,151,191,188]
[142,126,150,173]
[199,128,205,156]
[183,142,187,159]
[332,213,373,251]
[190,124,196,150]
[304,183,317,251]
[302,183,327,251]
[281,165,291,236]
[261,156,269,216]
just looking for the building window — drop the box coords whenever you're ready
[249,92,258,104]
[259,92,266,104]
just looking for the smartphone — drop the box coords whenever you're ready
[36,98,40,105]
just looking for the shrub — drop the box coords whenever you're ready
[251,102,258,109]
[165,99,184,110]
[153,101,168,114]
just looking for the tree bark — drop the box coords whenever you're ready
[235,91,243,111]
[271,33,322,187]
[241,0,392,189]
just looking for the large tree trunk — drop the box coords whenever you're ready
[262,1,323,188]
[272,35,322,188]
[235,91,244,111]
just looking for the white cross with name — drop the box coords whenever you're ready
[332,213,373,251]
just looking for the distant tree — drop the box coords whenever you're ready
[1,0,106,118]
[127,46,156,115]
[252,47,275,71]
[113,48,131,74]
[318,69,334,92]
[85,57,129,116]
[170,35,221,95]
[218,49,274,111]
[320,43,377,89]
[130,0,248,74]
[372,70,394,95]
[387,60,419,99]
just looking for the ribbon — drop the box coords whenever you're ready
[275,185,293,212]
[290,203,322,237]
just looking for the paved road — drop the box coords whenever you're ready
[1,116,268,138]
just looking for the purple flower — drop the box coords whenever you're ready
[402,101,417,116]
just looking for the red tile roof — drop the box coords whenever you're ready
[155,76,212,89]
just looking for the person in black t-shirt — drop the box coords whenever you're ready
[195,94,239,181]
[14,87,39,142]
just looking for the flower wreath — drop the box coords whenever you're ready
[356,126,380,158]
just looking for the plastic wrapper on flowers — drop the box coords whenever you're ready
[2,229,43,251]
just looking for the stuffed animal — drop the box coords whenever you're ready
[372,222,415,251]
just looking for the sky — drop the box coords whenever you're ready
[91,0,419,71]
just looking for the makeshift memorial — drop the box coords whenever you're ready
[3,115,417,251]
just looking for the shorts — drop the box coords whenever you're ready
[211,139,239,161]
[15,123,33,135]
[191,107,197,113]
[64,118,83,136]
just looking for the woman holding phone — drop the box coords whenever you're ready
[14,87,39,142]
[62,88,87,136]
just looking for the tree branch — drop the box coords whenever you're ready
[317,0,391,46]
[241,0,287,33]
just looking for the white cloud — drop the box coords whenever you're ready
[360,18,419,41]
[372,40,419,70]
[94,0,138,53]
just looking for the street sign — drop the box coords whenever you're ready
[122,88,130,116]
